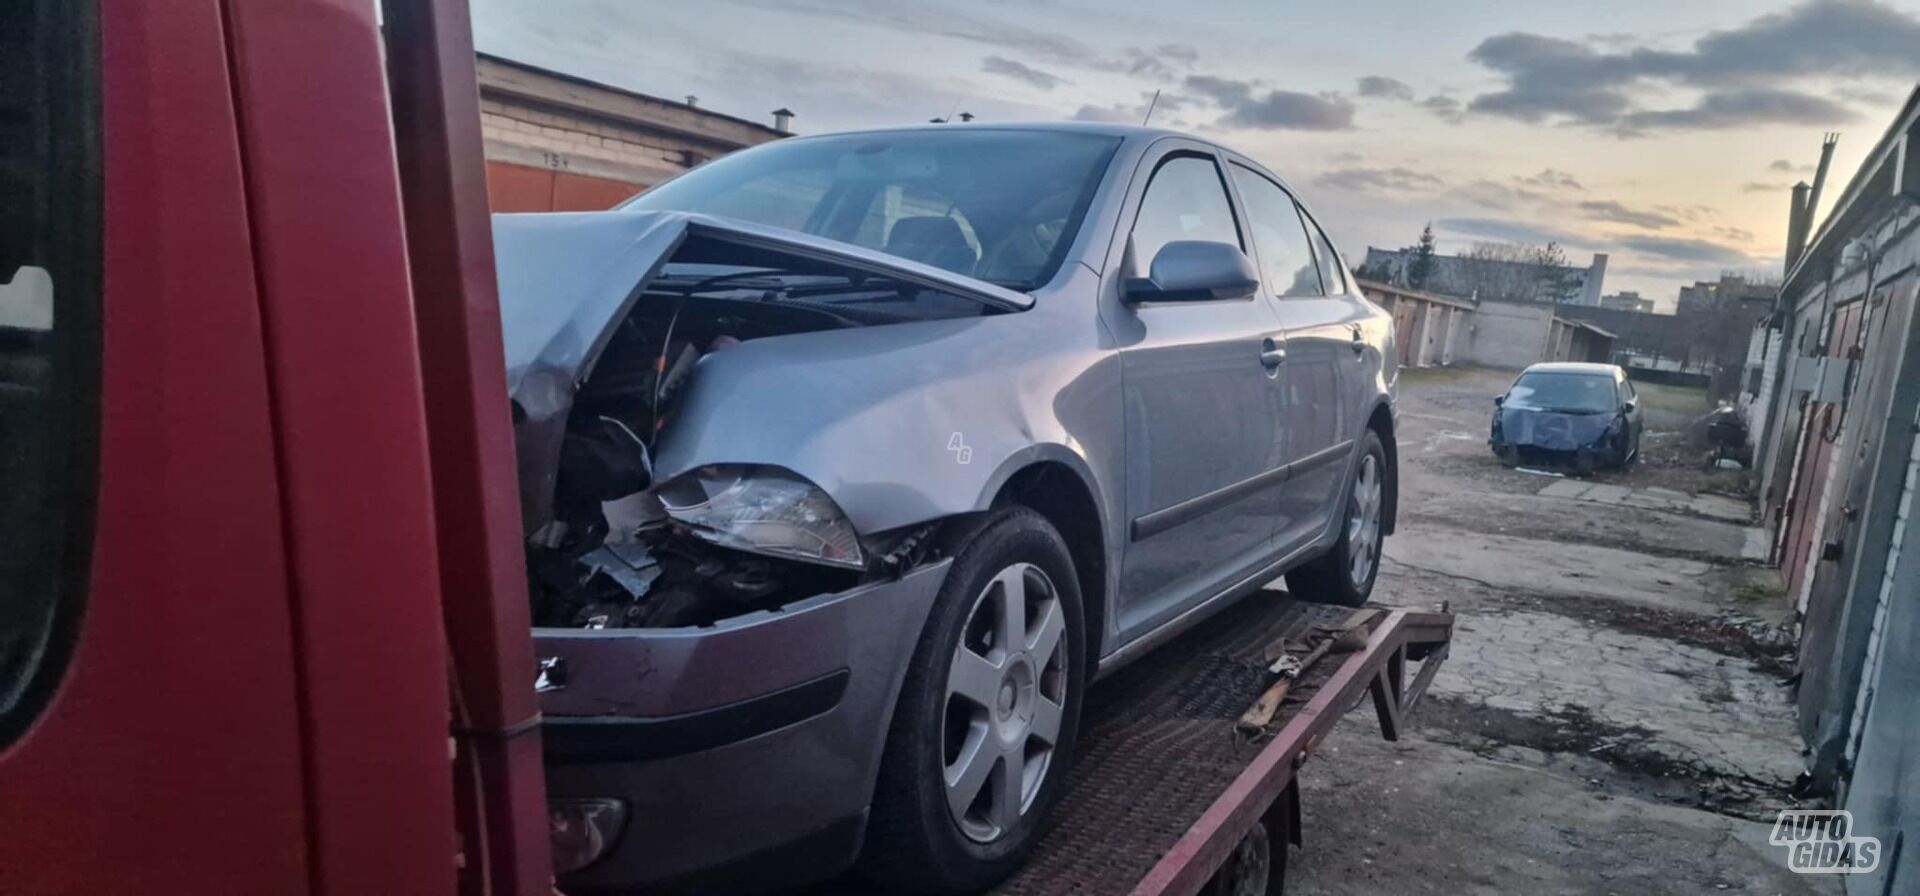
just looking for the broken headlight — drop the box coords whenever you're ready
[655,465,866,569]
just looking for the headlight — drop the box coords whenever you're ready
[655,464,866,569]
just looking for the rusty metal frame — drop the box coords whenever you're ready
[1127,608,1453,896]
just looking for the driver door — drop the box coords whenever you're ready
[1111,148,1291,639]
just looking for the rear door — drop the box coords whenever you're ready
[1226,163,1359,552]
[1112,147,1290,639]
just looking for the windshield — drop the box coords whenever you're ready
[1507,372,1618,413]
[622,129,1122,291]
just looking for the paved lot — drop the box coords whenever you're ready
[1287,366,1832,895]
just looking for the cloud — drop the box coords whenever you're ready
[720,0,1196,80]
[1071,102,1144,123]
[1714,225,1756,243]
[1463,1,1920,132]
[1517,168,1584,191]
[981,55,1068,90]
[1433,217,1585,246]
[1182,75,1354,130]
[1615,87,1856,135]
[1450,179,1547,211]
[1413,94,1466,124]
[1617,234,1752,265]
[1577,199,1680,229]
[1357,76,1415,101]
[1313,167,1446,193]
[1184,74,1254,106]
[1418,94,1466,124]
[1741,182,1790,193]
[1219,91,1356,131]
[1768,159,1812,173]
[1119,44,1200,79]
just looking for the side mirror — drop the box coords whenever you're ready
[1125,241,1260,303]
[1494,394,1505,406]
[1623,397,1638,412]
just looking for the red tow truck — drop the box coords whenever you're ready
[0,1,1451,894]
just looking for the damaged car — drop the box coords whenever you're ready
[501,123,1400,894]
[1489,362,1643,473]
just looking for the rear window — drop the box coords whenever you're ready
[0,0,100,743]
[624,129,1122,291]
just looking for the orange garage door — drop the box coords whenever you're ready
[485,161,645,212]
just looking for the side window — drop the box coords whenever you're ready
[1622,377,1637,402]
[1302,212,1352,294]
[0,0,99,743]
[1130,155,1241,275]
[1227,164,1321,297]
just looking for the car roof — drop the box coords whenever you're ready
[776,120,1196,145]
[1521,362,1622,376]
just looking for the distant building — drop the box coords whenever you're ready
[476,54,790,212]
[1359,247,1608,305]
[1599,291,1655,313]
[1676,274,1776,315]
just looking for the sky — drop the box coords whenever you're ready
[470,0,1920,311]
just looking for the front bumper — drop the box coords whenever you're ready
[536,559,951,892]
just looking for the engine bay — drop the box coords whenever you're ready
[524,235,997,629]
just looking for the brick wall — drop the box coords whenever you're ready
[476,55,786,212]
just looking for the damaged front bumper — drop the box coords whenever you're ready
[1490,407,1619,469]
[537,558,952,892]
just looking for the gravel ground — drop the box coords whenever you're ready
[1285,365,1832,895]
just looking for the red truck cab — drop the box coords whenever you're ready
[0,1,549,893]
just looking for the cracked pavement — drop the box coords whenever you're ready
[1288,366,1832,895]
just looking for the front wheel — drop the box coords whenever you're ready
[1285,431,1387,607]
[860,508,1086,894]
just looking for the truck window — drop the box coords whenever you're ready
[0,0,100,744]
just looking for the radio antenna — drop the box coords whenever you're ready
[1141,90,1161,126]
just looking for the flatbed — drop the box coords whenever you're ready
[817,592,1453,896]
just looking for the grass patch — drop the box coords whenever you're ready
[1399,365,1479,385]
[1633,381,1712,414]
[1734,581,1782,603]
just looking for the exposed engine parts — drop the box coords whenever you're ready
[524,242,993,630]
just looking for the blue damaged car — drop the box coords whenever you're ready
[1490,362,1643,473]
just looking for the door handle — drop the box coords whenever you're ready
[1260,336,1287,370]
[1349,324,1366,355]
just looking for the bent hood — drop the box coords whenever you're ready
[493,210,1031,402]
[1495,407,1617,451]
[492,209,1035,533]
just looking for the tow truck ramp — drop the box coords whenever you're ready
[822,593,1453,896]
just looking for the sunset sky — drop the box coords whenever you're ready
[471,0,1920,310]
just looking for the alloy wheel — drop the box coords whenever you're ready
[1346,454,1383,588]
[943,562,1070,843]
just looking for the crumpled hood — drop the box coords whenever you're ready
[1494,406,1617,451]
[492,210,1033,407]
[492,209,1040,534]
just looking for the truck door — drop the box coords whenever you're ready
[0,3,314,891]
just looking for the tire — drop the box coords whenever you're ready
[1284,430,1387,607]
[1202,813,1289,896]
[859,508,1087,894]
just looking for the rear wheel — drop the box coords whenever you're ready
[1285,431,1386,607]
[860,508,1086,894]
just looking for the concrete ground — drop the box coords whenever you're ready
[1285,366,1831,895]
